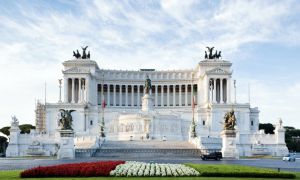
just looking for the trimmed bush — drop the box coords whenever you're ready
[20,161,125,178]
[185,164,296,179]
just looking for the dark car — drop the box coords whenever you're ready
[201,152,222,160]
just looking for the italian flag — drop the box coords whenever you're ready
[102,99,106,109]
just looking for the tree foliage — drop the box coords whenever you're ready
[0,124,36,136]
[259,123,275,134]
[0,126,10,136]
[19,124,35,134]
[285,127,300,152]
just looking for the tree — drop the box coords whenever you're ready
[0,124,36,136]
[259,123,275,134]
[285,127,300,152]
[19,124,35,134]
[0,127,10,136]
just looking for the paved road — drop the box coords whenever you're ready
[0,157,299,172]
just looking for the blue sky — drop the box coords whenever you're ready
[0,0,300,128]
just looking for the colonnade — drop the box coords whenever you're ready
[208,78,229,104]
[99,84,197,107]
[65,78,87,103]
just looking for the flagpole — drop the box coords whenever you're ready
[100,73,105,138]
[191,73,197,138]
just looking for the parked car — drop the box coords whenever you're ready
[201,152,222,160]
[283,153,296,162]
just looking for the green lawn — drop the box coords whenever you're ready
[1,165,299,180]
[185,164,296,178]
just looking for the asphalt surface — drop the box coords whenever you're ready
[0,155,299,172]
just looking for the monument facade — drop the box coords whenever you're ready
[6,47,288,158]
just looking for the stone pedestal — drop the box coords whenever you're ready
[6,121,20,157]
[142,94,154,112]
[221,130,239,159]
[57,130,75,159]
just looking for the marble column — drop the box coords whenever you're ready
[86,78,89,103]
[119,85,122,106]
[167,85,170,106]
[82,79,85,102]
[161,85,164,106]
[179,85,182,106]
[131,85,134,107]
[213,79,217,103]
[78,78,81,103]
[173,85,176,106]
[220,79,223,103]
[107,84,110,107]
[227,79,231,104]
[191,84,193,106]
[155,85,158,107]
[185,84,188,106]
[137,85,140,107]
[125,85,128,106]
[71,78,75,103]
[113,84,116,106]
[64,78,68,103]
[204,78,210,103]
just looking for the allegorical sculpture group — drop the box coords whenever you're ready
[205,47,222,59]
[223,110,237,130]
[58,109,75,130]
[73,46,90,59]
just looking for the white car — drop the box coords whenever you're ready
[283,154,296,162]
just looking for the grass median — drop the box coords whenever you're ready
[185,164,296,179]
[0,164,298,180]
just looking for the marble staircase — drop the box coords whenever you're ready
[77,140,203,159]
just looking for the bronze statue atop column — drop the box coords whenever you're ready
[144,75,152,94]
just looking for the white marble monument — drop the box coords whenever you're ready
[6,47,289,158]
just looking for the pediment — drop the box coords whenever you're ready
[63,67,90,74]
[206,67,230,75]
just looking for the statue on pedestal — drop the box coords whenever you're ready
[11,115,19,127]
[142,75,154,112]
[144,75,152,94]
[223,110,236,130]
[58,109,75,130]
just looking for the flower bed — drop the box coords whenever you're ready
[20,161,125,178]
[110,161,200,177]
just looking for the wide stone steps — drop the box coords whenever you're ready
[93,148,202,158]
[75,140,203,158]
[100,140,196,149]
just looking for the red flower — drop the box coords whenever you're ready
[20,161,125,178]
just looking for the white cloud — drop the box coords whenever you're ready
[235,78,300,128]
[0,0,300,128]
